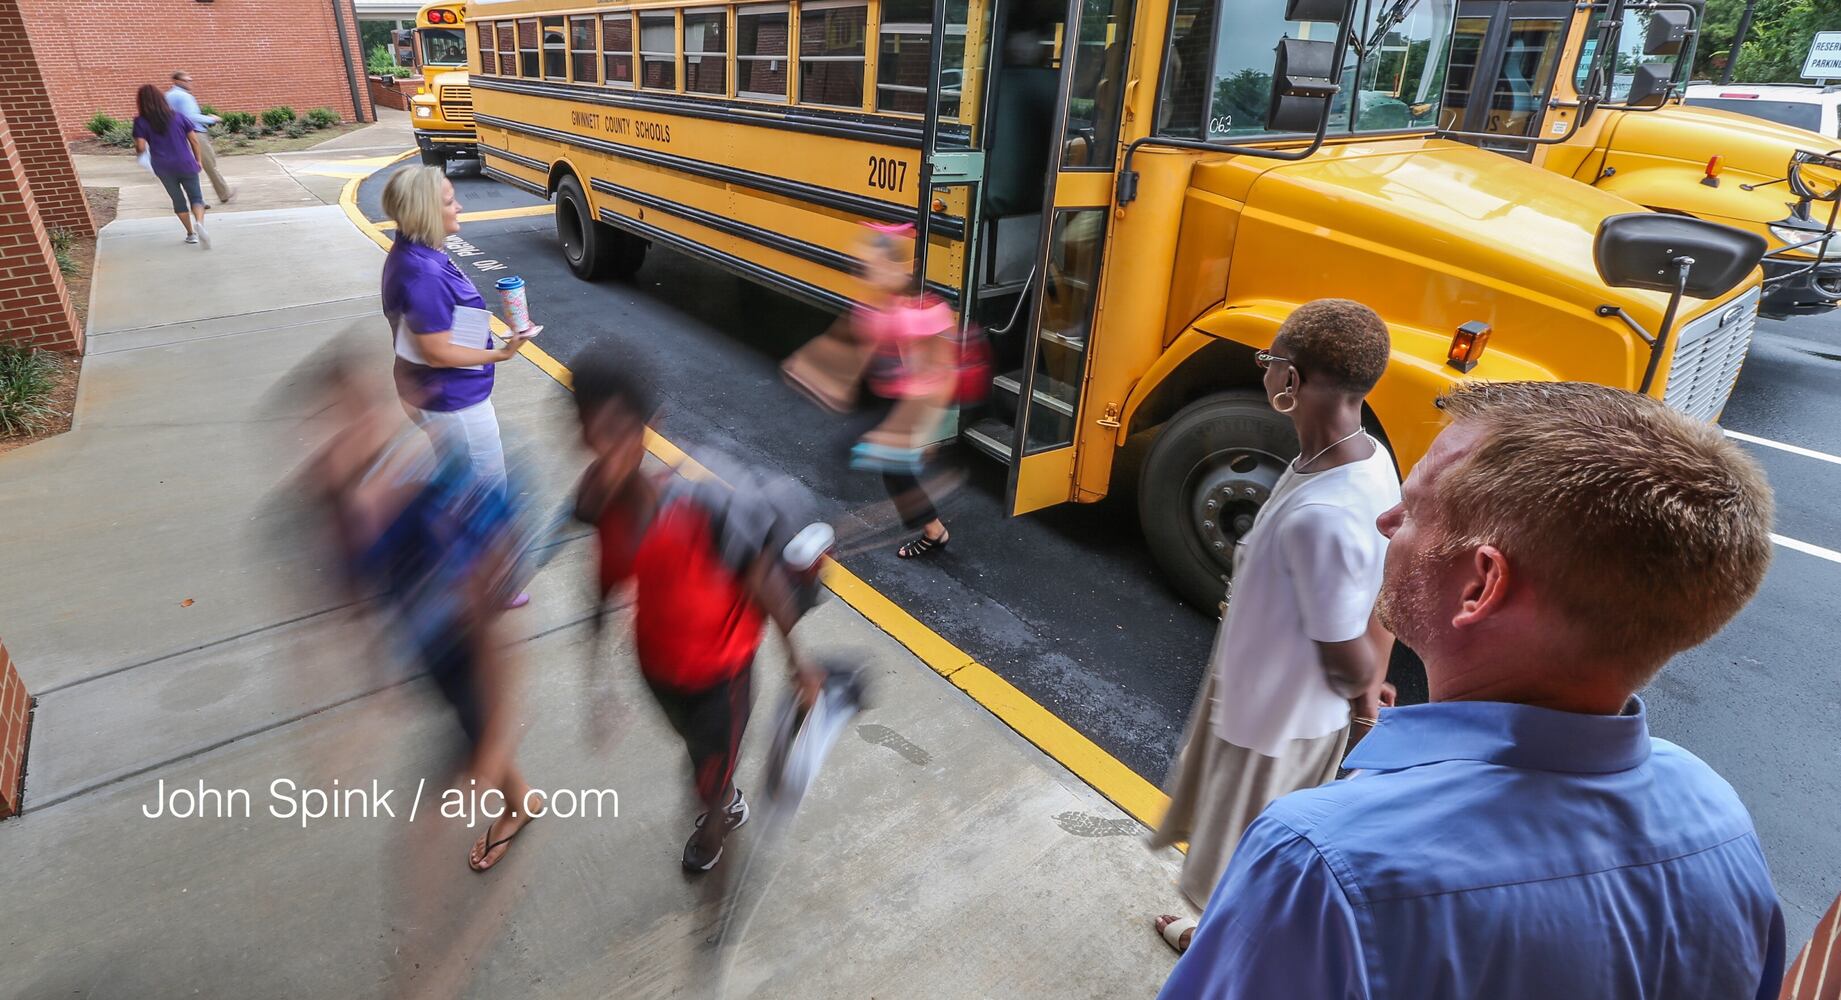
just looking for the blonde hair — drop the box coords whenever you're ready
[380,166,450,247]
[1430,381,1773,684]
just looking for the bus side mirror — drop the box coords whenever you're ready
[1283,0,1350,21]
[1266,38,1341,133]
[1596,213,1763,298]
[1643,9,1692,56]
[1622,62,1673,108]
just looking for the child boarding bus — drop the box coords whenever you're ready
[462,0,1767,609]
[1433,0,1841,318]
[404,2,480,167]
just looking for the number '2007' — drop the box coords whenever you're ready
[867,156,907,192]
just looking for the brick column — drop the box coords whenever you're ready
[0,0,91,238]
[0,637,33,820]
[0,104,83,353]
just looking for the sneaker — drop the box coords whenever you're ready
[195,224,211,250]
[682,788,749,872]
[224,187,238,205]
[184,233,198,245]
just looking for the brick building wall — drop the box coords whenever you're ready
[0,0,93,238]
[0,637,34,820]
[21,0,373,141]
[0,103,84,353]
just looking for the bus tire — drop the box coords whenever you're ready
[555,175,611,281]
[1138,391,1298,612]
[605,229,647,279]
[420,148,445,168]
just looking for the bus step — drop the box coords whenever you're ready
[991,372,1076,418]
[963,418,1015,463]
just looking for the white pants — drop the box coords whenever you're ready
[413,398,507,482]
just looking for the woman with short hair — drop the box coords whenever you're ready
[131,83,209,246]
[379,165,530,483]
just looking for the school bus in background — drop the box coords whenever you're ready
[403,2,478,167]
[1439,0,1841,318]
[463,0,1766,610]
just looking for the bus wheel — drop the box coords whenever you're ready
[555,175,611,281]
[1138,392,1297,612]
[420,149,445,168]
[605,230,647,279]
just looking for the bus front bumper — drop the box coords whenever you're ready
[414,128,478,157]
[1760,256,1841,317]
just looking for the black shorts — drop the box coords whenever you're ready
[424,637,485,749]
[645,666,754,805]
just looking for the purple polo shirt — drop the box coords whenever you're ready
[382,236,494,412]
[132,114,199,176]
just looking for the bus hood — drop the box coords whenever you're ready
[1614,104,1837,178]
[1217,138,1708,337]
[430,69,469,89]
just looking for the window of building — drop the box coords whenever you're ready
[518,19,541,78]
[640,11,679,89]
[874,0,965,116]
[799,2,867,108]
[542,16,568,80]
[478,21,495,73]
[736,5,790,100]
[571,16,599,82]
[683,9,730,96]
[603,13,636,86]
[497,22,518,76]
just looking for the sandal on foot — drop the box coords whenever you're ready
[896,532,948,559]
[1157,915,1197,954]
[469,813,535,872]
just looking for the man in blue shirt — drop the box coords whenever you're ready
[1160,381,1785,1000]
[165,70,235,205]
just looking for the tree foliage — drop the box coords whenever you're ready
[1694,0,1840,82]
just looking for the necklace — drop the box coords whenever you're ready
[1293,427,1366,472]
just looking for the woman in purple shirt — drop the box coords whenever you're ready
[131,83,210,247]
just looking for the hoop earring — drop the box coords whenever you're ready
[1271,389,1297,414]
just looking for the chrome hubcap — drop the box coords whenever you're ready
[1188,447,1287,582]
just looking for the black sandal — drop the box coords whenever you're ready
[897,531,949,559]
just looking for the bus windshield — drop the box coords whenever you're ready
[420,27,467,66]
[1158,0,1455,140]
[1573,8,1692,103]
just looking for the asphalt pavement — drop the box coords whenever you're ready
[364,160,1841,941]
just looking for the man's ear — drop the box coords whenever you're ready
[1451,544,1510,630]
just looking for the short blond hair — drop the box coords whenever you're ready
[380,166,449,247]
[1430,381,1772,683]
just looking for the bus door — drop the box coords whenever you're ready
[949,0,1132,515]
[1444,1,1571,157]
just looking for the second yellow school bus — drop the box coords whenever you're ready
[465,0,1766,608]
[408,2,478,167]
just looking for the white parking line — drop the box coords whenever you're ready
[1773,533,1841,565]
[1725,429,1841,468]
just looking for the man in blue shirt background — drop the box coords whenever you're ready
[1160,381,1785,1000]
[165,70,235,206]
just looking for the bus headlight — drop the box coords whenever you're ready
[415,105,434,119]
[1769,224,1841,259]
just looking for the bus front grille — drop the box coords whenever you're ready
[438,87,474,126]
[1661,285,1759,422]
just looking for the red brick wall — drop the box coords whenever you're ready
[0,637,34,820]
[0,103,84,353]
[0,0,93,238]
[20,0,374,141]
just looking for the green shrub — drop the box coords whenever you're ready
[219,110,257,133]
[284,120,310,138]
[367,44,415,78]
[49,228,77,276]
[260,106,296,129]
[99,123,135,149]
[200,103,221,118]
[85,112,123,137]
[0,344,59,437]
[306,108,339,129]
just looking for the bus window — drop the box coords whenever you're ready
[685,9,730,95]
[603,14,636,87]
[1026,208,1107,452]
[799,2,868,108]
[640,11,679,89]
[1581,9,1687,103]
[1157,0,1454,138]
[876,0,968,117]
[1061,0,1132,168]
[1482,17,1562,135]
[478,21,495,71]
[497,22,518,76]
[737,5,790,100]
[571,16,600,83]
[1441,16,1488,128]
[421,26,468,66]
[518,19,541,79]
[542,16,568,80]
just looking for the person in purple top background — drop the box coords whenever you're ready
[131,83,210,247]
[380,165,533,607]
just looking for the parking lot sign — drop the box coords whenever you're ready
[1805,31,1841,80]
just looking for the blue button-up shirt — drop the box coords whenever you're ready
[1159,698,1784,1000]
[164,86,216,133]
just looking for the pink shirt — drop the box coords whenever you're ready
[858,297,955,399]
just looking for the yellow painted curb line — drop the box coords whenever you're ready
[377,204,555,232]
[338,157,1169,830]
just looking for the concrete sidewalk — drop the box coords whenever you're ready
[0,164,1183,995]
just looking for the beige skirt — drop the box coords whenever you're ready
[1149,670,1349,910]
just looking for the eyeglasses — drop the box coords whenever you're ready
[1254,349,1292,371]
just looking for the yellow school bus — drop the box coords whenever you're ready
[465,0,1766,608]
[1438,0,1840,317]
[407,2,478,166]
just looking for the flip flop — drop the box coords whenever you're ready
[1158,915,1198,954]
[468,813,535,872]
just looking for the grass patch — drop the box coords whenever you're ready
[49,228,78,276]
[0,343,59,437]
